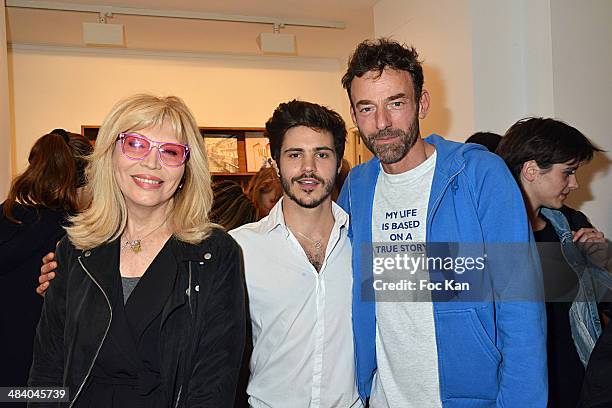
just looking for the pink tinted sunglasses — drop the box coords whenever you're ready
[117,133,190,167]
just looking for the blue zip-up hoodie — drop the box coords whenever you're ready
[338,135,547,407]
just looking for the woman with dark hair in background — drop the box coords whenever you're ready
[210,180,257,231]
[497,117,610,408]
[208,180,256,408]
[0,129,92,390]
[465,131,502,152]
[581,319,612,407]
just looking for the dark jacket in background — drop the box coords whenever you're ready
[555,205,612,407]
[572,207,612,408]
[580,322,612,407]
[28,228,246,407]
[0,204,68,391]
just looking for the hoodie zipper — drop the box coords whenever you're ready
[425,164,465,230]
[424,163,466,400]
[70,256,113,407]
[348,176,368,406]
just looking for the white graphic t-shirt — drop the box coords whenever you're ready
[370,150,442,408]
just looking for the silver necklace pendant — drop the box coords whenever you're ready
[294,229,323,251]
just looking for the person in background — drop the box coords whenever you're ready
[467,128,607,273]
[28,94,245,407]
[331,158,351,201]
[68,132,95,209]
[580,317,612,407]
[245,166,282,219]
[0,129,92,391]
[209,179,256,408]
[497,117,609,408]
[465,131,502,152]
[210,180,257,231]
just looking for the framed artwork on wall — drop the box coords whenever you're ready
[203,134,239,173]
[244,131,272,172]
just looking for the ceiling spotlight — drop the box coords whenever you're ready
[257,23,296,55]
[82,11,125,47]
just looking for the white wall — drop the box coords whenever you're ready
[5,2,375,184]
[550,0,612,236]
[373,0,612,237]
[471,0,555,133]
[1,3,11,199]
[8,46,355,174]
[374,0,475,141]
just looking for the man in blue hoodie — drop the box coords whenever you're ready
[338,38,547,407]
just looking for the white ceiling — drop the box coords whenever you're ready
[6,0,377,58]
[23,0,380,20]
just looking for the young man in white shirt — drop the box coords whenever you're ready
[230,100,361,407]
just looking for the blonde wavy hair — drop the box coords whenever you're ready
[66,94,215,249]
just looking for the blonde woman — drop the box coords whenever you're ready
[28,94,245,407]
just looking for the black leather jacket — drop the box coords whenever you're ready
[29,228,246,407]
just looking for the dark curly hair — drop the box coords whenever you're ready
[342,38,424,105]
[497,117,603,181]
[265,100,346,168]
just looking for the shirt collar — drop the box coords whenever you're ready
[261,197,288,234]
[331,200,350,230]
[261,197,350,234]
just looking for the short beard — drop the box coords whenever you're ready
[280,171,334,209]
[360,117,420,164]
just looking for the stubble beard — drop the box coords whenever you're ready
[280,171,335,209]
[360,117,420,164]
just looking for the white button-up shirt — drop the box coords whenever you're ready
[230,198,360,408]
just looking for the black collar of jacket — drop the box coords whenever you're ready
[77,228,226,326]
[78,237,184,332]
[166,227,226,263]
[78,239,121,306]
[77,228,224,267]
